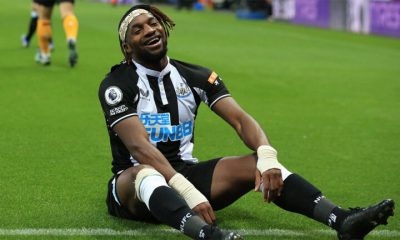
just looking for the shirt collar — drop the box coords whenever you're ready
[132,57,171,78]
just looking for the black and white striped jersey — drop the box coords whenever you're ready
[99,58,230,174]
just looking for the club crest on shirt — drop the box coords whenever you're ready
[176,83,191,98]
[105,86,123,106]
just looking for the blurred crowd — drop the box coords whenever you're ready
[104,0,399,38]
[107,0,275,18]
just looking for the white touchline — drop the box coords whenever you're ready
[0,228,399,237]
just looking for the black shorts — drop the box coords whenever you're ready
[106,158,221,221]
[33,0,74,7]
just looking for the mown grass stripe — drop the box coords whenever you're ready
[0,228,398,237]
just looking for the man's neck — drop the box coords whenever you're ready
[133,56,168,72]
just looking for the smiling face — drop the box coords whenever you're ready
[123,13,168,68]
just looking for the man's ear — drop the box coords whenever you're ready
[122,42,129,53]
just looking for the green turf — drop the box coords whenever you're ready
[0,0,399,239]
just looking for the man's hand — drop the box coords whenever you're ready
[255,169,284,203]
[168,173,214,223]
[255,145,284,202]
[192,202,216,224]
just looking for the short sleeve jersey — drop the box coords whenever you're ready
[98,58,230,174]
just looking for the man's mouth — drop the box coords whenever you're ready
[144,37,161,46]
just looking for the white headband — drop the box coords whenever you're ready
[118,9,152,42]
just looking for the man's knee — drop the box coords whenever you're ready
[134,167,168,205]
[115,166,153,201]
[38,7,52,19]
[135,166,163,191]
[59,2,74,19]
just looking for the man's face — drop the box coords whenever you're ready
[124,13,168,64]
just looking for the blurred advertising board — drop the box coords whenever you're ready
[292,0,330,28]
[370,0,400,38]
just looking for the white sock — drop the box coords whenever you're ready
[139,174,169,209]
[280,165,292,180]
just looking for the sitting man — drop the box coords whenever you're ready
[98,4,395,240]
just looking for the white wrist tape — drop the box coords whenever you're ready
[168,173,208,209]
[257,145,283,174]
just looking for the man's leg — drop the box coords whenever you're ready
[115,165,238,240]
[22,2,39,47]
[59,1,79,67]
[209,154,394,239]
[36,4,52,65]
[207,154,256,210]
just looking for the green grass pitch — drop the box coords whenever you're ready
[0,0,399,239]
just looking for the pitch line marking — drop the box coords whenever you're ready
[0,228,399,237]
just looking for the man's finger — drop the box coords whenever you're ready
[203,207,216,224]
[254,170,261,191]
[198,203,216,224]
[278,177,284,196]
[268,188,279,203]
[272,171,283,197]
[267,171,283,202]
[193,204,210,224]
[263,175,270,202]
[202,211,213,224]
[270,174,280,192]
[208,206,216,224]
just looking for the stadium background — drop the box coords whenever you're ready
[0,0,399,239]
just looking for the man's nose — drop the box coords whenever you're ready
[143,24,156,35]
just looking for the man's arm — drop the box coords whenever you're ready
[113,116,216,223]
[212,97,283,202]
[212,97,270,149]
[113,116,176,181]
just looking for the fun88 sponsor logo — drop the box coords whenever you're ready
[140,113,193,142]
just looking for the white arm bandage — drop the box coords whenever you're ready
[256,145,283,174]
[168,173,208,209]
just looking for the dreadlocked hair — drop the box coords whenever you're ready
[118,4,175,64]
